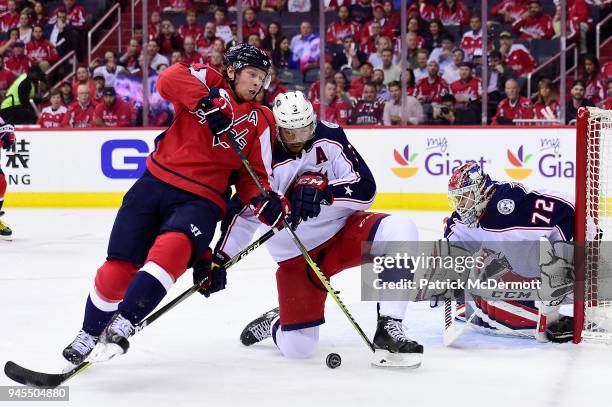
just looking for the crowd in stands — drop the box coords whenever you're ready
[0,0,611,128]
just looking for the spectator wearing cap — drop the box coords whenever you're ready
[179,9,203,41]
[49,0,87,31]
[381,48,401,86]
[181,36,204,65]
[491,0,529,24]
[290,21,320,73]
[383,80,424,125]
[62,83,96,128]
[326,5,361,45]
[428,34,455,74]
[140,40,170,72]
[414,60,450,105]
[92,74,105,105]
[119,39,141,73]
[442,48,464,84]
[44,7,79,57]
[308,61,334,103]
[349,0,373,26]
[349,61,373,99]
[93,51,127,88]
[450,62,482,105]
[37,89,67,128]
[0,57,16,100]
[348,82,384,125]
[492,78,534,125]
[213,8,232,44]
[436,0,470,26]
[94,87,133,127]
[499,31,535,78]
[72,65,95,99]
[0,0,19,32]
[5,41,32,76]
[0,65,44,124]
[413,49,429,82]
[26,25,59,72]
[512,0,554,40]
[242,8,267,41]
[460,15,483,60]
[566,80,594,124]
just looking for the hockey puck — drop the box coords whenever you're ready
[326,353,342,369]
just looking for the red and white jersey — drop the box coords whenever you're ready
[585,78,605,105]
[312,96,351,125]
[217,120,376,262]
[414,75,450,104]
[413,2,436,22]
[0,0,8,13]
[182,51,205,65]
[492,96,534,124]
[512,13,554,40]
[435,1,470,26]
[26,39,59,64]
[460,30,482,59]
[327,0,355,8]
[490,0,528,22]
[0,10,18,32]
[533,100,560,120]
[326,20,361,43]
[504,43,536,77]
[450,77,482,103]
[36,105,67,128]
[152,62,275,213]
[242,21,267,41]
[62,101,96,128]
[94,99,133,127]
[196,37,217,58]
[50,5,87,30]
[166,0,192,9]
[179,25,203,41]
[0,68,16,92]
[5,55,32,76]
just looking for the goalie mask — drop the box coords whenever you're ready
[272,91,317,154]
[448,162,494,228]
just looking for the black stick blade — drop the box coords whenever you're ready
[4,360,83,388]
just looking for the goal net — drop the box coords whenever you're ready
[574,107,612,343]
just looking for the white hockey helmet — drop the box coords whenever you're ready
[272,91,317,147]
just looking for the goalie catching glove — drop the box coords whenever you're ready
[193,249,229,297]
[198,87,234,136]
[289,172,333,229]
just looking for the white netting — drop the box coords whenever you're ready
[582,107,612,342]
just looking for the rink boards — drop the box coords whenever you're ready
[2,126,576,210]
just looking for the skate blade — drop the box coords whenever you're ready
[371,349,422,369]
[87,342,125,363]
[0,235,13,241]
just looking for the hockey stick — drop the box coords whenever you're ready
[443,298,479,346]
[4,227,277,388]
[223,131,376,353]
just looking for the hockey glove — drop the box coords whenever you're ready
[193,249,228,298]
[250,192,290,229]
[0,123,16,150]
[198,87,234,136]
[290,172,334,229]
[546,315,574,343]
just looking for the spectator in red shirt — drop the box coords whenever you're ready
[582,55,605,105]
[164,0,192,13]
[532,77,559,121]
[414,60,450,104]
[196,22,218,59]
[178,9,202,41]
[72,65,95,99]
[149,10,162,38]
[308,61,334,102]
[32,1,48,27]
[119,39,141,73]
[601,80,612,110]
[492,78,534,125]
[499,31,535,78]
[312,82,350,125]
[0,0,8,13]
[156,20,183,56]
[62,83,96,128]
[206,50,224,72]
[362,3,395,40]
[261,0,286,12]
[37,89,67,128]
[491,0,528,23]
[450,62,481,105]
[460,15,483,60]
[327,5,361,45]
[94,87,133,127]
[0,57,16,99]
[0,0,19,32]
[436,0,470,26]
[181,36,204,65]
[242,8,267,41]
[383,1,401,29]
[348,82,385,125]
[359,21,382,55]
[51,0,87,31]
[5,41,32,76]
[26,25,59,72]
[512,0,554,40]
[349,61,373,99]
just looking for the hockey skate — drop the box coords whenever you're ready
[372,316,423,368]
[240,307,279,346]
[62,330,98,365]
[0,211,12,241]
[88,312,134,362]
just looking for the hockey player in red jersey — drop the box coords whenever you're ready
[62,44,290,365]
[0,115,15,240]
[215,92,424,368]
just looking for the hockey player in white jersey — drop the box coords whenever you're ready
[442,162,575,342]
[205,91,423,366]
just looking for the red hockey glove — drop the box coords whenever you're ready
[250,192,290,229]
[198,87,234,136]
[290,172,334,229]
[0,123,16,150]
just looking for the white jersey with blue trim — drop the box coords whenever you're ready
[444,181,575,277]
[217,120,376,263]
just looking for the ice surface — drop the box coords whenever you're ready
[1,209,611,407]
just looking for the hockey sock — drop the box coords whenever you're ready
[118,263,172,325]
[0,171,6,212]
[82,294,117,337]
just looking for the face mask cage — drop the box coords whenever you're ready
[278,122,316,148]
[448,184,480,227]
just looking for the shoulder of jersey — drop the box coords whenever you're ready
[313,120,345,142]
